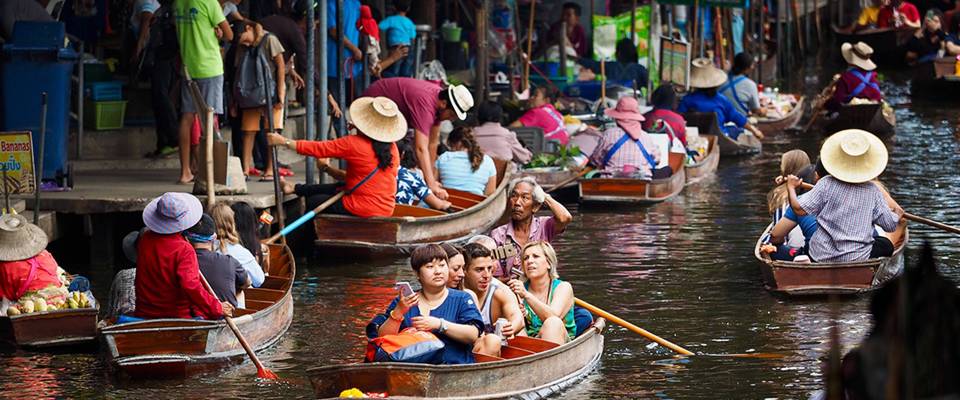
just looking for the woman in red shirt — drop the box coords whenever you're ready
[878,0,922,29]
[0,214,66,302]
[268,96,405,217]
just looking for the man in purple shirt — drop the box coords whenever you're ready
[489,177,573,280]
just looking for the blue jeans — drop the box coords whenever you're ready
[384,50,414,78]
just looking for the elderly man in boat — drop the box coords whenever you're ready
[460,243,525,357]
[134,192,232,320]
[490,177,572,280]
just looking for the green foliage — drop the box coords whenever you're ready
[524,145,582,169]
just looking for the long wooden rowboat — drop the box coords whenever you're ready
[822,103,896,138]
[517,167,579,200]
[0,294,99,348]
[832,25,914,68]
[579,152,686,204]
[683,112,761,156]
[753,223,908,296]
[755,96,805,133]
[99,242,295,378]
[309,319,606,399]
[313,162,513,256]
[910,58,960,100]
[684,134,720,185]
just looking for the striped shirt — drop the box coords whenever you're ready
[435,151,496,196]
[589,126,661,180]
[798,176,899,263]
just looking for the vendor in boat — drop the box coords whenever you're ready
[268,96,404,217]
[878,0,922,29]
[135,192,231,320]
[369,244,484,365]
[105,229,142,320]
[643,83,689,149]
[828,42,884,112]
[784,129,904,263]
[0,214,70,303]
[678,58,765,140]
[435,126,498,196]
[362,78,475,200]
[906,9,960,64]
[509,86,570,146]
[186,214,250,308]
[473,101,533,164]
[461,243,525,357]
[507,241,576,345]
[489,177,572,279]
[720,52,766,118]
[591,96,671,180]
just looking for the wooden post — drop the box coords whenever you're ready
[523,0,536,91]
[475,0,488,103]
[631,0,637,40]
[204,108,215,209]
[559,21,568,78]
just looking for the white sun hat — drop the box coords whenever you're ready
[820,129,888,183]
[448,84,474,120]
[349,96,408,143]
[841,41,877,71]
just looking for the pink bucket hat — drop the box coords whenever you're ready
[142,192,203,234]
[604,97,646,122]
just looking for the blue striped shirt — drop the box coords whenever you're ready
[436,151,496,196]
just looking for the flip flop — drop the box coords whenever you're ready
[278,167,295,177]
[259,175,274,182]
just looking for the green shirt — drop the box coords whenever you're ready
[173,0,225,79]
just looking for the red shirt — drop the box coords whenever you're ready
[0,250,63,301]
[643,108,689,147]
[296,135,399,217]
[134,231,223,320]
[877,2,920,28]
[828,68,884,111]
[362,77,442,136]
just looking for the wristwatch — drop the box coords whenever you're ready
[437,319,448,334]
[284,138,294,148]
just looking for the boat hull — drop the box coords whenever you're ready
[753,224,908,296]
[579,153,686,204]
[684,135,720,185]
[755,96,805,133]
[516,168,579,201]
[910,58,960,100]
[832,26,913,68]
[0,306,99,348]
[100,243,295,378]
[682,111,761,156]
[823,103,896,138]
[309,319,606,399]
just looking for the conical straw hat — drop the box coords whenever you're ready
[349,96,408,143]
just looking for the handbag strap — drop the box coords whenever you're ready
[345,167,379,194]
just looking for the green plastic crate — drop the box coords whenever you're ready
[84,100,127,130]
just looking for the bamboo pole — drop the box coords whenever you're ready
[523,0,536,92]
[204,108,215,209]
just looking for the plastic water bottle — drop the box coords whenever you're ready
[494,318,509,346]
[955,55,960,76]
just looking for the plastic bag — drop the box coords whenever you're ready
[417,60,448,84]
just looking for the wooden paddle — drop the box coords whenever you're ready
[265,191,346,244]
[798,74,840,133]
[197,271,278,380]
[545,167,594,194]
[797,182,960,235]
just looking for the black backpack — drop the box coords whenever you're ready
[233,33,277,109]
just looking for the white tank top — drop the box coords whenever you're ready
[479,279,500,331]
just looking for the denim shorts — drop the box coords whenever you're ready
[181,74,224,114]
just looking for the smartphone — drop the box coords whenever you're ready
[511,267,525,278]
[491,244,518,261]
[394,281,414,297]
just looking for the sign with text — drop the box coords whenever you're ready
[658,0,748,8]
[659,37,691,89]
[0,131,36,194]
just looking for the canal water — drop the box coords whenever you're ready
[3,65,959,399]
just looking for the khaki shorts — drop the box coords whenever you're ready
[241,107,284,132]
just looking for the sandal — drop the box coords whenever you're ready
[259,175,275,182]
[278,167,294,177]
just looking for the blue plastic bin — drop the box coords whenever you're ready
[0,21,77,182]
[85,81,123,101]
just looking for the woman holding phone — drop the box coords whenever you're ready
[370,244,484,364]
[507,241,576,345]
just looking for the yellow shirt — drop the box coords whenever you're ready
[857,6,880,26]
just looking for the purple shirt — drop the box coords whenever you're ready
[362,77,442,136]
[489,216,561,278]
[473,122,532,164]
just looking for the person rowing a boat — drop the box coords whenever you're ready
[460,243,525,357]
[679,58,765,141]
[269,97,404,217]
[720,52,766,118]
[507,241,576,345]
[0,214,73,304]
[489,177,572,281]
[827,42,885,112]
[783,129,905,263]
[590,96,672,180]
[367,244,484,364]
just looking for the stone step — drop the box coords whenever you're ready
[71,145,304,172]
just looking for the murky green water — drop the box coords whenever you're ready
[3,60,959,399]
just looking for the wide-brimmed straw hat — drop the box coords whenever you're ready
[689,58,727,89]
[820,129,888,183]
[841,42,876,71]
[448,84,474,121]
[0,214,48,261]
[142,192,204,234]
[350,96,407,143]
[604,96,646,121]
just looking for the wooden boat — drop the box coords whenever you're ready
[313,162,513,256]
[683,112,761,156]
[832,25,914,68]
[755,96,805,133]
[0,293,99,348]
[822,102,896,138]
[753,223,908,296]
[579,152,686,204]
[517,167,579,200]
[99,242,295,378]
[910,57,960,100]
[309,319,606,399]
[684,134,720,185]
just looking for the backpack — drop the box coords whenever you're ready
[364,328,445,364]
[133,4,177,79]
[233,33,277,109]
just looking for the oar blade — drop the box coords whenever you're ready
[257,367,280,380]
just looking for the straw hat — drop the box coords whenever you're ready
[142,192,204,234]
[604,96,646,121]
[689,58,727,89]
[448,85,474,121]
[349,96,407,143]
[820,129,888,183]
[0,214,48,261]
[841,42,876,71]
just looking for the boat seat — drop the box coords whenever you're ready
[392,204,446,217]
[260,275,291,291]
[245,287,285,302]
[472,352,504,363]
[245,299,273,311]
[445,188,485,202]
[507,336,560,353]
[233,308,256,317]
[500,345,536,359]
